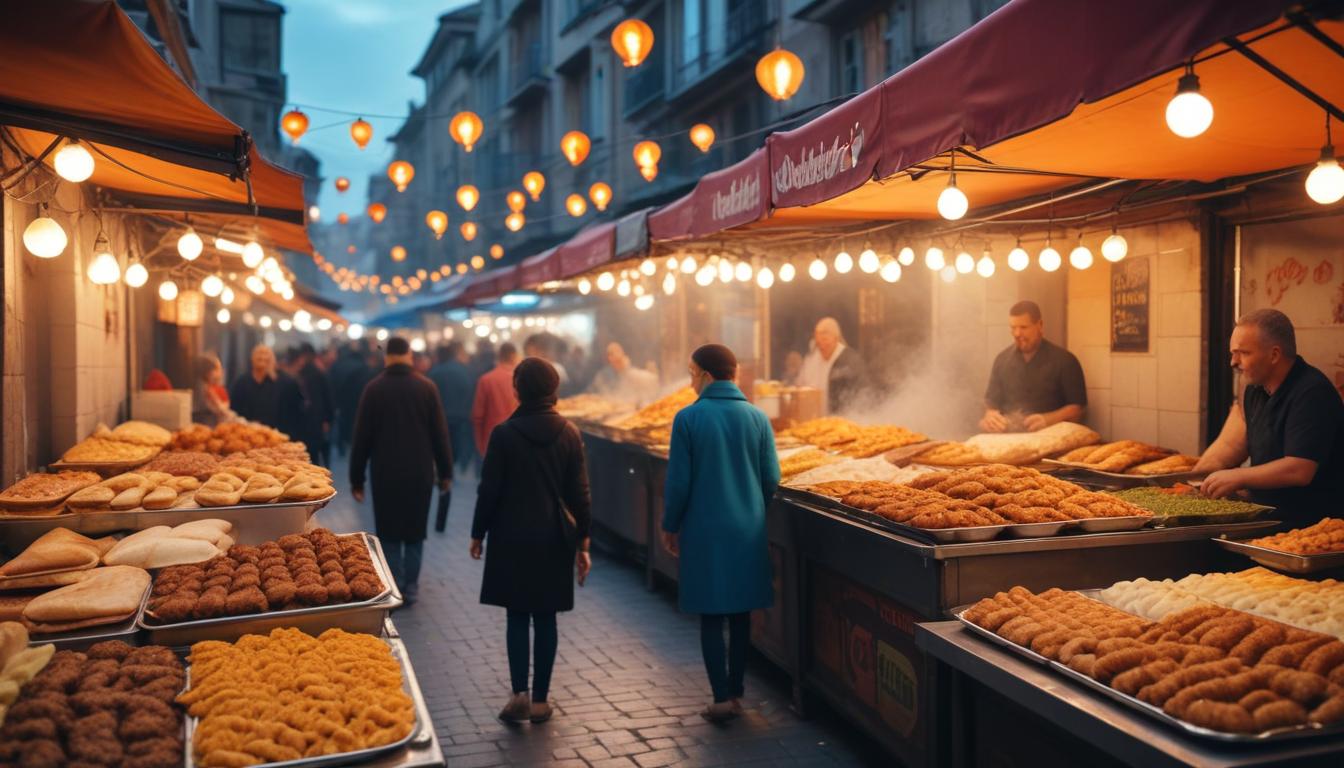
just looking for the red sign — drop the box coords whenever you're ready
[767,87,880,209]
[518,247,559,287]
[557,222,616,278]
[648,148,769,240]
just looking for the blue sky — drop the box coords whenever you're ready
[282,0,471,219]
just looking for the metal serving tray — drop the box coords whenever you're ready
[26,578,151,651]
[1041,458,1204,487]
[139,532,403,647]
[1214,537,1344,575]
[1003,521,1070,538]
[1150,507,1275,528]
[1072,515,1153,533]
[182,634,423,768]
[777,487,1007,543]
[952,601,1344,743]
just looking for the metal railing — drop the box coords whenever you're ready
[622,57,664,116]
[509,41,545,95]
[670,0,772,94]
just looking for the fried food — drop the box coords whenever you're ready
[170,422,291,454]
[0,472,101,511]
[139,450,221,481]
[1249,517,1344,556]
[911,442,985,466]
[60,437,158,465]
[1057,439,1183,474]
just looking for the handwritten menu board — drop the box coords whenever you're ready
[1111,256,1150,352]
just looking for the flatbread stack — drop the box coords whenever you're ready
[19,565,150,634]
[963,421,1101,465]
[1056,439,1198,475]
[66,470,200,511]
[103,519,234,569]
[0,529,110,579]
[0,471,101,516]
[100,420,173,447]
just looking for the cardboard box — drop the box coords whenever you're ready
[131,390,193,430]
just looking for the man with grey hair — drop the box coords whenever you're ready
[229,343,304,437]
[797,317,867,413]
[1197,309,1343,524]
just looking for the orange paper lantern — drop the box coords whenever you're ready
[610,19,654,68]
[565,194,588,217]
[281,109,308,144]
[449,111,484,152]
[589,182,612,211]
[334,176,350,193]
[490,244,504,260]
[346,245,357,254]
[632,140,661,169]
[337,213,350,225]
[460,222,478,241]
[387,160,414,192]
[639,164,658,182]
[367,202,387,223]
[456,263,469,275]
[756,49,805,101]
[505,212,525,232]
[523,171,546,201]
[350,118,373,149]
[690,123,715,153]
[456,184,479,212]
[391,245,407,262]
[560,131,591,166]
[425,210,449,239]
[471,255,486,270]
[506,190,527,213]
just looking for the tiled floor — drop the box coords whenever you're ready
[318,455,887,767]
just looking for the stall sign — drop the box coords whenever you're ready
[1111,256,1149,352]
[647,149,769,240]
[768,88,880,209]
[558,222,616,277]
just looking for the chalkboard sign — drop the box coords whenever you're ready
[1111,256,1150,352]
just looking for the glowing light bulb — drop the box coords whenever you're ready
[242,241,264,269]
[808,257,828,281]
[756,266,775,289]
[260,315,273,328]
[596,272,615,292]
[897,247,915,267]
[1102,233,1129,262]
[201,274,224,297]
[124,261,148,287]
[158,279,179,301]
[348,323,364,339]
[1306,146,1344,205]
[1069,243,1094,270]
[666,256,679,272]
[221,287,235,305]
[1039,245,1062,272]
[1165,70,1213,139]
[880,260,902,283]
[680,257,698,274]
[639,259,657,276]
[246,274,265,294]
[833,250,853,274]
[717,259,733,284]
[858,249,880,274]
[1007,246,1030,271]
[695,266,715,287]
[617,279,631,297]
[976,254,996,277]
[779,262,796,282]
[954,251,974,274]
[578,278,592,295]
[87,250,120,284]
[217,308,230,323]
[937,180,969,220]
[663,272,677,295]
[924,247,945,271]
[940,265,956,283]
[177,229,203,260]
[279,318,293,331]
[23,216,67,258]
[734,261,753,282]
[54,142,94,182]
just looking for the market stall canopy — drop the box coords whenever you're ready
[0,0,311,250]
[647,149,770,240]
[457,264,522,306]
[557,222,617,278]
[519,248,561,287]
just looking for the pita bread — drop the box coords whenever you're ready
[103,537,218,569]
[21,611,136,634]
[169,519,233,543]
[0,528,102,577]
[0,594,37,622]
[22,565,149,623]
[0,570,92,591]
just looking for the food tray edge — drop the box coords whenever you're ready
[1213,538,1344,574]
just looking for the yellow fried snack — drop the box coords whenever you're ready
[181,628,415,766]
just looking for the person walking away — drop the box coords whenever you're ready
[470,358,592,724]
[229,344,305,438]
[428,342,477,531]
[294,343,335,467]
[191,354,235,427]
[661,344,779,722]
[349,337,453,605]
[472,343,520,456]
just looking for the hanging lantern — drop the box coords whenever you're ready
[639,164,658,182]
[506,190,527,213]
[561,131,591,166]
[87,233,120,285]
[334,176,350,193]
[689,123,715,153]
[471,255,486,270]
[505,212,525,232]
[610,18,654,67]
[53,141,95,182]
[456,263,469,275]
[756,49,805,101]
[490,244,504,260]
[566,194,588,217]
[281,109,308,144]
[349,118,373,149]
[23,208,67,258]
[387,160,414,192]
[391,245,407,262]
[456,184,480,212]
[425,210,449,239]
[177,228,203,261]
[367,202,387,223]
[346,245,357,254]
[523,171,546,201]
[460,222,478,241]
[587,182,612,211]
[337,213,350,225]
[449,111,484,152]
[633,140,661,170]
[124,261,149,288]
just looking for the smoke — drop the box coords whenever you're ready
[837,347,986,440]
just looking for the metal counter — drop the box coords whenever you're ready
[915,620,1344,768]
[370,618,445,768]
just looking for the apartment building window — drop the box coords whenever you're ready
[885,1,914,72]
[220,10,279,74]
[480,58,501,113]
[588,63,607,140]
[839,31,862,94]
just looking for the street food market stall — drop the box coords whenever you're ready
[449,0,1344,765]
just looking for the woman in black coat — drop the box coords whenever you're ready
[470,357,592,725]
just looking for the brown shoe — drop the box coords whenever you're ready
[529,701,553,723]
[498,692,530,723]
[700,701,738,723]
[730,698,744,715]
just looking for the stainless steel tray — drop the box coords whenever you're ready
[26,578,151,650]
[1072,515,1152,533]
[140,532,403,647]
[777,487,1008,543]
[1214,537,1344,575]
[183,633,422,768]
[1003,521,1069,538]
[1151,508,1275,528]
[1041,458,1204,486]
[953,602,1344,743]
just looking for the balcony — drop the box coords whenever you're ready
[507,41,547,106]
[562,0,609,29]
[622,55,664,118]
[669,0,773,101]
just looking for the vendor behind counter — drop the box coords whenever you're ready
[980,300,1087,433]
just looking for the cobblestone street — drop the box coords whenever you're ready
[318,457,885,768]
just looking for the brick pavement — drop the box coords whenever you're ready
[318,457,887,767]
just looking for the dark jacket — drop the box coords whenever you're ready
[297,361,335,447]
[349,364,453,541]
[472,402,592,612]
[827,346,867,413]
[333,354,373,439]
[229,371,304,438]
[427,359,475,423]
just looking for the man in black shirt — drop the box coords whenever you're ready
[229,344,305,438]
[980,301,1087,432]
[1197,309,1343,524]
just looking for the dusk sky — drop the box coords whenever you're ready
[282,0,471,220]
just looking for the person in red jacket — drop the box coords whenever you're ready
[472,343,520,455]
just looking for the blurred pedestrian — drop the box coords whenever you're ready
[470,339,497,380]
[470,357,592,724]
[230,344,305,438]
[191,354,235,427]
[661,344,779,722]
[428,341,477,531]
[349,337,453,605]
[472,343,520,456]
[294,343,335,467]
[329,342,368,457]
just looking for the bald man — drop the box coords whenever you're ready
[591,342,659,406]
[229,344,304,437]
[797,317,867,414]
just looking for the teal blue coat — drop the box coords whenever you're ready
[662,380,780,614]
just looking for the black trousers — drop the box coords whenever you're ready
[700,612,749,703]
[507,611,558,702]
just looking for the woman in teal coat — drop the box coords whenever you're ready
[661,344,780,722]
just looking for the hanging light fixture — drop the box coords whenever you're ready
[734,261,753,282]
[53,140,95,183]
[456,263,469,275]
[634,294,655,311]
[523,171,546,201]
[717,259,734,284]
[666,255,680,272]
[663,271,678,295]
[367,202,387,223]
[940,265,957,283]
[1306,116,1344,205]
[1102,226,1129,262]
[490,244,504,260]
[460,222,478,241]
[588,182,613,211]
[201,274,224,297]
[937,151,969,220]
[689,123,715,153]
[426,210,449,239]
[680,256,698,274]
[880,259,902,283]
[858,247,880,274]
[158,278,179,301]
[23,205,66,258]
[387,160,415,192]
[391,245,407,262]
[87,231,120,285]
[808,255,828,281]
[597,272,616,291]
[242,241,265,269]
[221,286,235,305]
[833,249,853,274]
[639,258,658,277]
[954,250,974,274]
[1039,238,1062,272]
[456,185,480,212]
[578,277,593,295]
[281,109,309,144]
[1008,239,1030,271]
[506,190,527,213]
[177,227,203,261]
[561,131,591,166]
[779,261,796,282]
[924,246,945,271]
[471,255,486,270]
[1069,235,1094,270]
[334,177,351,193]
[610,18,654,67]
[337,213,350,225]
[308,205,321,222]
[897,246,915,267]
[217,308,231,324]
[449,111,484,152]
[617,278,632,297]
[976,250,996,278]
[350,118,373,149]
[695,265,716,287]
[756,49,805,101]
[505,212,525,232]
[1165,62,1213,139]
[124,260,148,288]
[633,140,661,171]
[754,265,774,289]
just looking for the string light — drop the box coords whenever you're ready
[450,111,484,152]
[937,152,969,220]
[334,176,350,192]
[833,250,853,274]
[976,251,996,277]
[308,205,320,222]
[680,256,698,274]
[158,279,179,301]
[880,259,902,283]
[779,261,796,282]
[1039,241,1062,272]
[1008,240,1030,271]
[426,210,448,239]
[505,212,525,231]
[940,265,957,283]
[391,245,407,262]
[367,203,387,223]
[633,140,661,170]
[561,131,591,166]
[281,109,308,143]
[54,140,95,182]
[578,277,592,295]
[566,194,588,217]
[663,272,677,295]
[611,18,654,67]
[924,246,945,271]
[87,231,120,285]
[470,255,485,270]
[337,213,350,225]
[808,256,828,281]
[717,259,733,283]
[350,118,372,149]
[460,222,478,241]
[690,124,715,153]
[589,182,612,211]
[1069,237,1094,270]
[124,261,148,288]
[506,190,527,212]
[242,241,264,269]
[1102,227,1129,262]
[695,265,715,286]
[756,266,775,289]
[456,185,479,211]
[387,160,414,192]
[897,246,915,267]
[490,244,504,259]
[858,248,880,274]
[756,49,805,100]
[635,294,655,311]
[1165,62,1213,139]
[217,308,230,323]
[23,206,67,258]
[639,259,658,276]
[1306,116,1344,205]
[617,278,632,297]
[734,261,753,282]
[597,271,616,291]
[523,171,546,201]
[954,250,974,274]
[221,287,235,305]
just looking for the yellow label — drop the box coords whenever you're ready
[877,640,917,737]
